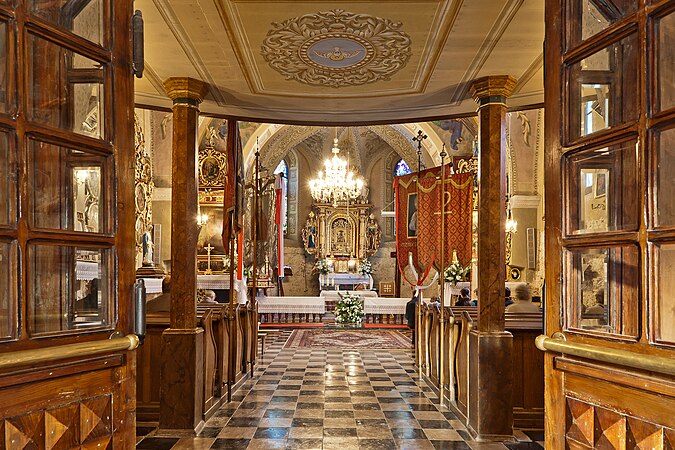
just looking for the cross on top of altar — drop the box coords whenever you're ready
[204,243,215,275]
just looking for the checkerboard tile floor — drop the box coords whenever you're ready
[137,330,545,450]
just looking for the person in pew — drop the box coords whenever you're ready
[506,284,540,313]
[470,288,478,306]
[147,276,171,312]
[455,287,472,306]
[405,292,418,346]
[505,287,514,307]
[200,290,218,304]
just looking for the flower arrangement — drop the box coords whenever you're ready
[358,258,372,276]
[222,254,237,272]
[444,261,470,285]
[334,292,365,324]
[314,259,332,275]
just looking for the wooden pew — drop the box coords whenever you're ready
[136,310,220,424]
[197,303,229,399]
[447,308,544,430]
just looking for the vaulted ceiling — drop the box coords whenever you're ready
[136,0,544,124]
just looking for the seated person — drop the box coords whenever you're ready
[146,276,171,312]
[506,284,540,313]
[199,289,218,304]
[505,287,514,307]
[455,287,473,306]
[470,288,478,306]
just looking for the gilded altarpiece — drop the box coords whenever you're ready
[303,201,381,270]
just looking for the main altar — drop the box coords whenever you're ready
[302,199,381,288]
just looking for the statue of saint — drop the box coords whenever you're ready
[142,226,154,266]
[367,214,380,251]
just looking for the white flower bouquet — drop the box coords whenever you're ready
[334,292,365,324]
[444,261,470,285]
[358,258,373,276]
[314,259,332,275]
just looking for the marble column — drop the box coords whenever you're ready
[467,75,517,441]
[159,77,209,432]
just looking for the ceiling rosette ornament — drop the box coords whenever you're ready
[261,9,411,88]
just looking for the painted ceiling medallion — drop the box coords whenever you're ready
[261,9,411,88]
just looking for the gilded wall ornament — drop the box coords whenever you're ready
[261,9,411,88]
[134,114,154,252]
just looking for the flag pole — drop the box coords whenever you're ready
[251,140,260,318]
[412,130,427,376]
[225,121,238,401]
[439,145,447,407]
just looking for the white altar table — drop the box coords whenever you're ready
[257,297,326,315]
[364,297,409,315]
[320,273,373,290]
[197,274,231,290]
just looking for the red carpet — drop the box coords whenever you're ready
[284,329,412,349]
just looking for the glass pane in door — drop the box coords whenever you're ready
[567,0,637,48]
[0,131,14,226]
[656,127,675,227]
[0,22,7,113]
[656,11,674,112]
[27,34,105,139]
[29,0,104,46]
[565,245,639,338]
[29,139,108,233]
[655,244,675,346]
[0,240,17,341]
[29,245,111,335]
[565,140,638,234]
[567,33,639,141]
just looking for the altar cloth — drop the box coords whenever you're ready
[257,297,326,315]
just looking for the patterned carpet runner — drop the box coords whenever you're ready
[284,329,411,349]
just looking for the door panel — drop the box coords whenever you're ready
[544,0,675,446]
[0,0,135,447]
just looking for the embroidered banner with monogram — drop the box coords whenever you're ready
[418,171,473,270]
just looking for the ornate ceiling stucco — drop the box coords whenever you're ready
[261,9,411,88]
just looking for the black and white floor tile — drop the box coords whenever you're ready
[137,330,545,450]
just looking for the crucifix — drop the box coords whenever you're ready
[412,129,427,173]
[204,243,215,275]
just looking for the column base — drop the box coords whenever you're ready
[467,330,514,441]
[159,327,205,432]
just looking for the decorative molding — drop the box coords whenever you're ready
[151,0,226,105]
[470,75,518,102]
[261,9,411,88]
[450,0,525,105]
[512,52,543,95]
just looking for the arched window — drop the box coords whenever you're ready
[274,160,288,233]
[395,159,412,177]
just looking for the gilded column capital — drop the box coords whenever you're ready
[469,75,518,106]
[163,77,209,106]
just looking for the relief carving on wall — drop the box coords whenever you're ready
[261,9,411,88]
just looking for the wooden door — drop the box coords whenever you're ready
[0,0,136,448]
[543,0,675,448]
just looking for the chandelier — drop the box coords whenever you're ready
[309,138,365,205]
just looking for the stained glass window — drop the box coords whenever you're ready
[274,160,288,233]
[395,159,412,177]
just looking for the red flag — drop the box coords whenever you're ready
[275,173,286,277]
[222,120,243,244]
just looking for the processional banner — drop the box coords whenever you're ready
[417,170,473,271]
[221,120,245,279]
[394,168,432,285]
